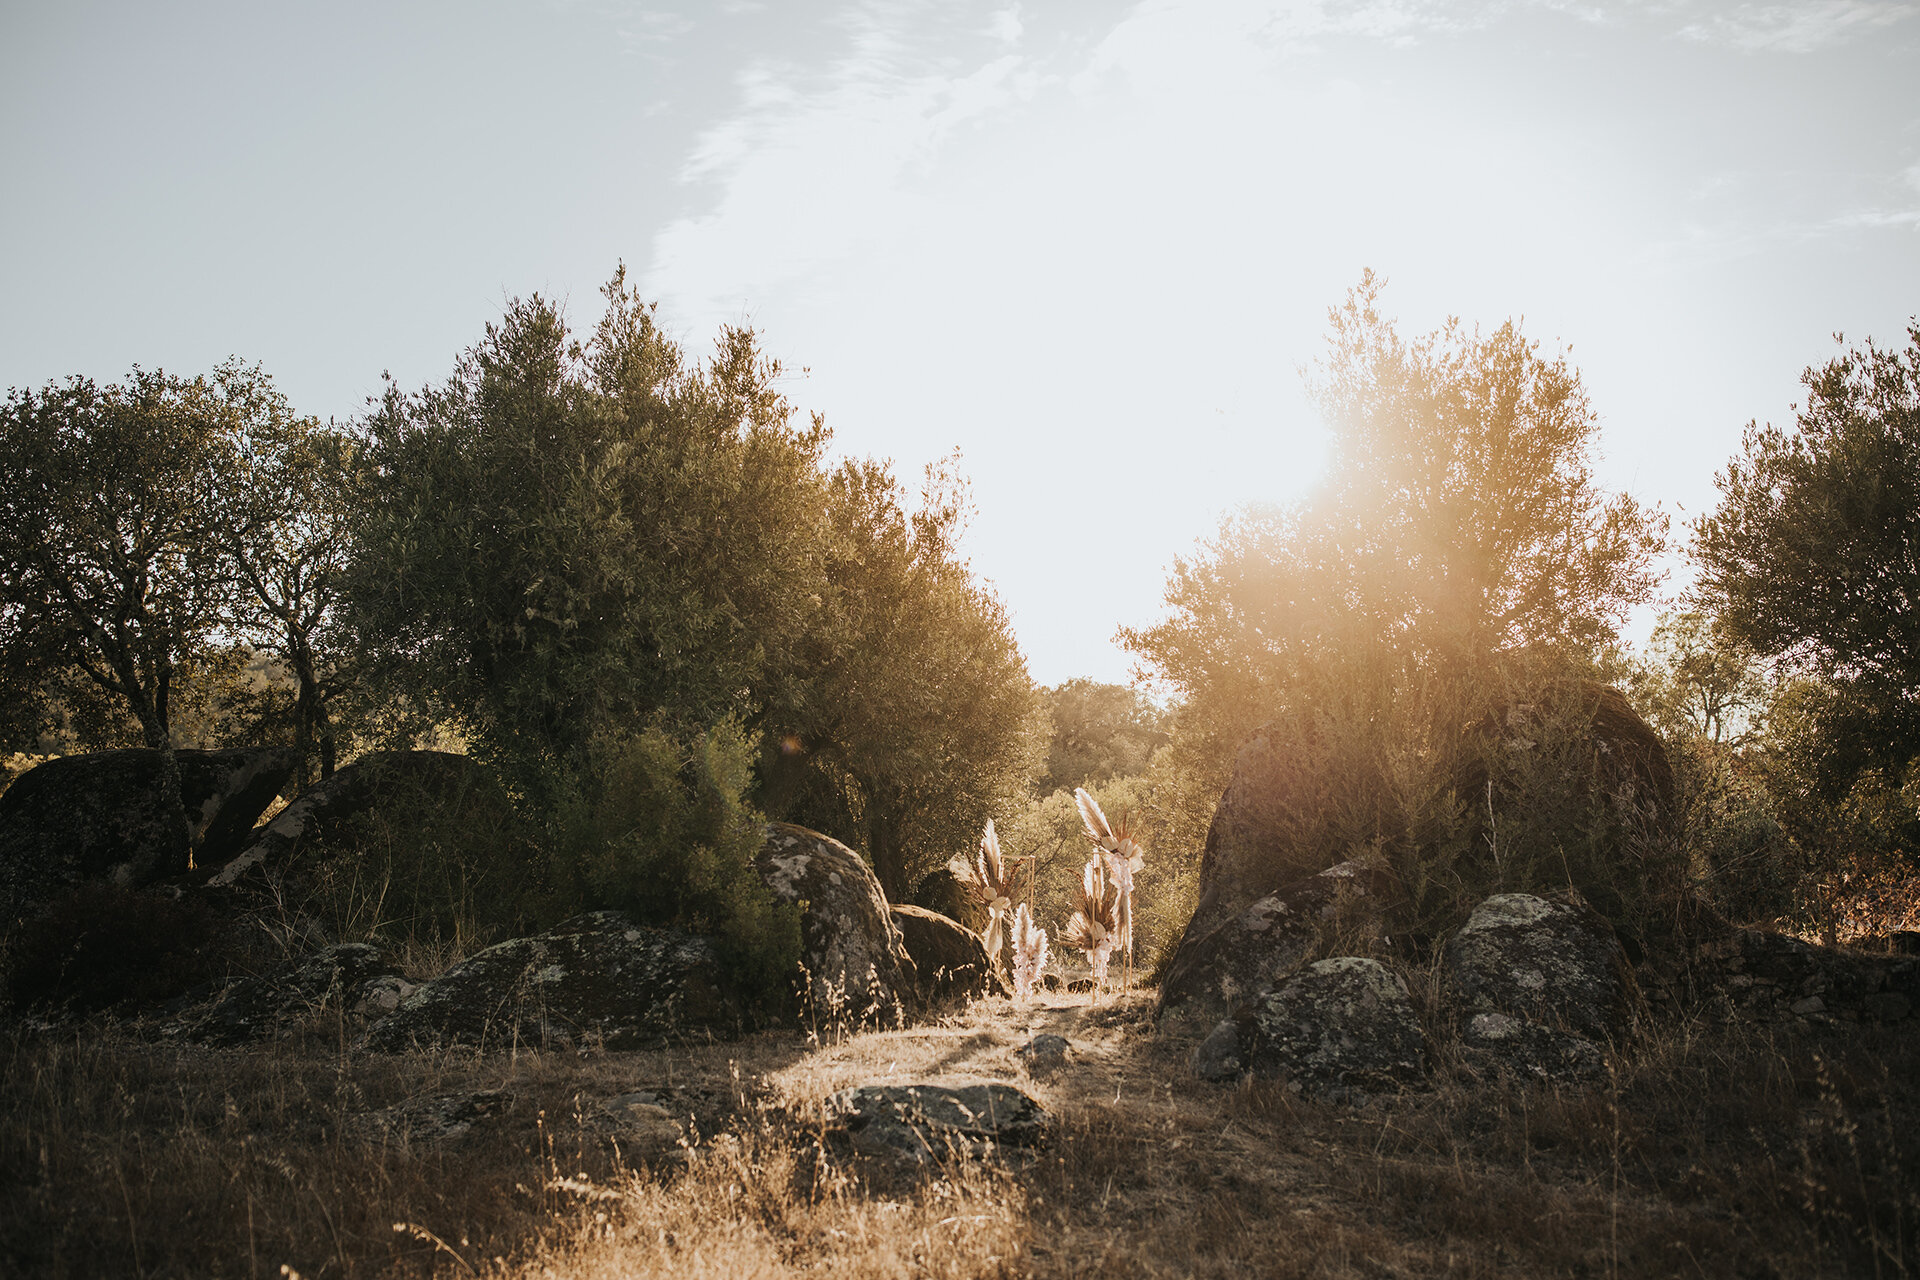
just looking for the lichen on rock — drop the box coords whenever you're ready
[755,824,917,1027]
[1229,956,1429,1099]
[361,911,740,1051]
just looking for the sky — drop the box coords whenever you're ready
[4,0,1917,686]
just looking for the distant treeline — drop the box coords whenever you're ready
[4,268,1917,960]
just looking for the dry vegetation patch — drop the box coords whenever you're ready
[4,991,1916,1278]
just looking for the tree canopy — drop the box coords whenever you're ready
[1627,611,1769,748]
[1036,679,1167,795]
[0,368,238,754]
[202,368,358,783]
[347,270,1042,903]
[1693,323,1920,711]
[1125,272,1666,764]
[756,456,1044,899]
[348,270,832,787]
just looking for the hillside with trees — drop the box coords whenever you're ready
[2,278,1917,1279]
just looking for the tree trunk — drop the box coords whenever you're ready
[867,803,907,904]
[292,673,316,793]
[290,646,337,784]
[318,707,337,780]
[130,676,197,872]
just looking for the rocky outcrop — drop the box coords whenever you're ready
[352,1090,515,1151]
[829,1082,1049,1162]
[1640,925,1919,1027]
[891,904,1003,1005]
[171,942,403,1045]
[1174,728,1335,956]
[3,881,246,1014]
[1443,893,1635,1084]
[1014,1033,1071,1077]
[362,912,740,1051]
[1157,859,1395,1037]
[757,824,917,1027]
[1166,682,1669,983]
[2,747,295,920]
[1459,1012,1606,1082]
[1197,957,1428,1100]
[1462,681,1676,819]
[207,751,497,888]
[1445,893,1636,1039]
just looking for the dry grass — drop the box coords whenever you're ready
[4,985,1916,1279]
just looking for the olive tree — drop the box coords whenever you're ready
[1122,274,1671,930]
[1126,271,1666,766]
[756,457,1045,900]
[0,368,253,854]
[348,270,832,783]
[199,366,360,785]
[1693,322,1920,779]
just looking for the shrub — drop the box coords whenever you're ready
[1138,653,1689,953]
[545,721,801,1004]
[3,882,239,1013]
[298,755,530,953]
[1455,670,1684,935]
[998,754,1217,975]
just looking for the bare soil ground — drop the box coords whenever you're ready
[5,986,1916,1278]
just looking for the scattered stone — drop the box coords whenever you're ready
[362,912,741,1052]
[1790,995,1827,1016]
[891,904,1002,1006]
[757,824,917,1027]
[1014,1033,1071,1076]
[354,1090,514,1150]
[175,942,401,1045]
[1230,957,1428,1099]
[2,747,295,921]
[829,1083,1049,1163]
[1445,893,1637,1043]
[207,751,498,889]
[1675,928,1920,1025]
[597,1093,688,1154]
[1459,1012,1606,1084]
[1191,1019,1244,1083]
[353,973,417,1018]
[1646,919,1888,1023]
[1157,859,1395,1038]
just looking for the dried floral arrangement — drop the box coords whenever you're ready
[1061,854,1121,995]
[1009,902,1048,999]
[948,818,1022,970]
[1073,787,1146,988]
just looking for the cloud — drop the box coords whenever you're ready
[1669,0,1918,51]
[1073,0,1489,91]
[633,0,1918,680]
[646,5,1043,324]
[616,10,697,51]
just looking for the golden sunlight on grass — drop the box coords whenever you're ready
[6,982,1918,1278]
[514,1126,1024,1279]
